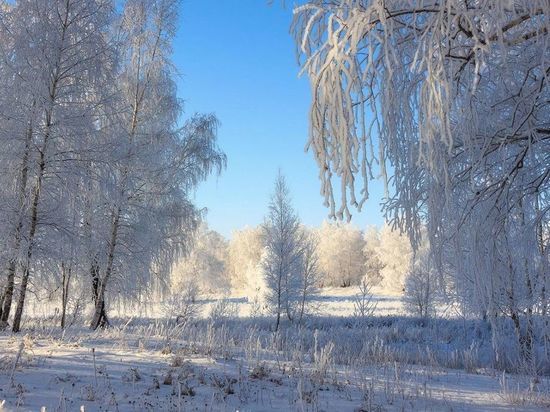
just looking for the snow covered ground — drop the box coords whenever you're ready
[89,286,408,320]
[1,287,548,411]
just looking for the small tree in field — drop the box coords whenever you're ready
[297,229,320,324]
[404,249,439,319]
[262,172,303,331]
[363,226,384,286]
[404,270,434,319]
[352,278,377,325]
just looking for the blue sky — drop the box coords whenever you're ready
[174,0,386,238]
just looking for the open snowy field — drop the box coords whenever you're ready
[1,287,548,411]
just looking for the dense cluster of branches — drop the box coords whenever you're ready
[292,0,549,371]
[0,0,225,331]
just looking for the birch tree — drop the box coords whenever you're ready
[0,0,225,332]
[0,0,113,332]
[88,0,225,329]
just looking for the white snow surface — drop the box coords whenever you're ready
[0,287,548,411]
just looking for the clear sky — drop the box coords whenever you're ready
[174,0,386,238]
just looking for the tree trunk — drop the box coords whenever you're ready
[11,265,30,333]
[275,310,280,332]
[535,191,550,362]
[0,261,17,328]
[60,262,72,329]
[0,118,33,328]
[275,273,282,331]
[12,173,44,333]
[299,290,306,325]
[90,208,120,330]
[285,299,293,322]
[283,270,292,322]
[12,129,48,333]
[12,179,42,332]
[89,259,109,329]
[91,285,109,330]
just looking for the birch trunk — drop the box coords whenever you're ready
[0,119,33,328]
[90,207,120,330]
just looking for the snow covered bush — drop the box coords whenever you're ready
[352,278,377,324]
[209,298,239,323]
[403,236,441,319]
[296,229,321,323]
[171,224,229,294]
[363,226,384,286]
[376,225,412,293]
[163,278,201,324]
[404,269,437,320]
[227,226,265,297]
[316,221,365,287]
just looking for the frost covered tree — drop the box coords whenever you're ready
[171,224,229,294]
[363,226,384,285]
[376,224,412,293]
[0,0,225,332]
[296,228,320,323]
[316,221,365,287]
[0,0,114,332]
[227,226,264,296]
[88,0,225,330]
[293,0,550,367]
[293,0,549,227]
[262,172,304,330]
[404,245,439,319]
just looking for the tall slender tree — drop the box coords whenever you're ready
[262,172,303,330]
[88,0,225,330]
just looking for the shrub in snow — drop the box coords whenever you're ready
[363,226,384,286]
[227,226,264,294]
[353,278,378,324]
[403,245,440,319]
[404,269,437,319]
[376,224,412,293]
[163,279,200,324]
[209,298,239,322]
[171,224,230,295]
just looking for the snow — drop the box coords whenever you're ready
[1,288,549,411]
[0,334,546,411]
